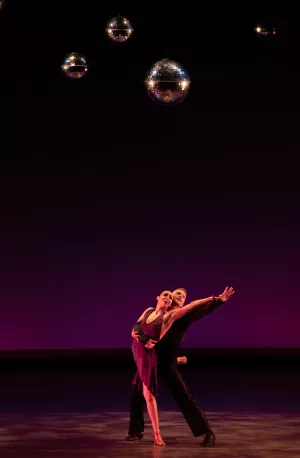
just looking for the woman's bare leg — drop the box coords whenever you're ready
[142,383,165,446]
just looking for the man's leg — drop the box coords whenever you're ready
[126,373,145,439]
[159,364,213,438]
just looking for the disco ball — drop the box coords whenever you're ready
[145,58,191,105]
[61,52,88,79]
[254,24,277,40]
[105,15,133,43]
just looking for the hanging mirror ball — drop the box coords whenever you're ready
[105,15,133,42]
[61,53,88,79]
[254,24,277,40]
[145,58,191,105]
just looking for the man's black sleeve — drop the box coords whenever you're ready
[186,298,224,323]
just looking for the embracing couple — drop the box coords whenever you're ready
[126,286,235,446]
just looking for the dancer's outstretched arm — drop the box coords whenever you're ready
[187,297,224,322]
[169,287,235,324]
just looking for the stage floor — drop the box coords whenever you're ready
[0,364,299,456]
[0,410,299,457]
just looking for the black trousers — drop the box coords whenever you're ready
[128,363,211,437]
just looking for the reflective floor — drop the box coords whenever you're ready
[0,411,300,457]
[0,364,299,457]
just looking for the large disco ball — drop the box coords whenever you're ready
[61,52,88,79]
[145,58,191,105]
[105,15,133,42]
[254,24,277,40]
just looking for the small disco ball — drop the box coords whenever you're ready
[105,15,133,43]
[254,25,277,40]
[61,52,88,79]
[145,58,191,105]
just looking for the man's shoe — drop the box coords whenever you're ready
[201,431,215,447]
[125,432,144,441]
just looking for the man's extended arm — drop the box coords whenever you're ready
[187,297,224,323]
[169,286,234,324]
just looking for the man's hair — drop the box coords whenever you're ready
[173,287,187,295]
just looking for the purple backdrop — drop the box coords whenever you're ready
[0,178,297,350]
[0,4,298,350]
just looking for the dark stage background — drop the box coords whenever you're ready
[0,2,299,352]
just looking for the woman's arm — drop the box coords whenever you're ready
[131,307,153,339]
[131,321,151,345]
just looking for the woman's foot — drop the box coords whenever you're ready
[152,431,166,446]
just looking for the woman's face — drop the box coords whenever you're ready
[157,290,173,311]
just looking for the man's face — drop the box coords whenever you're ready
[172,289,187,308]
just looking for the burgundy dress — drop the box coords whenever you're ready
[132,308,164,397]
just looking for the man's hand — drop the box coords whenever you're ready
[218,286,235,303]
[177,356,187,365]
[131,330,140,341]
[144,339,157,349]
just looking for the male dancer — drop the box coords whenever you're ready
[126,287,234,446]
